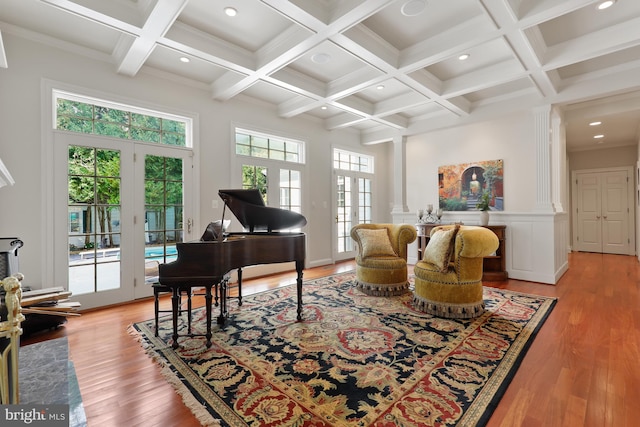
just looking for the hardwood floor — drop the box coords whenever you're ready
[21,252,640,426]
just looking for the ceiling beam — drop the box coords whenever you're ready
[116,0,188,76]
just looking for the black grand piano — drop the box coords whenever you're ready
[158,189,307,348]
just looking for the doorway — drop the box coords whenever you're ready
[53,132,194,309]
[334,173,372,261]
[572,167,635,255]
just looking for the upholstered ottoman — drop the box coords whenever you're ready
[413,225,499,318]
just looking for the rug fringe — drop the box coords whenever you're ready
[412,295,485,319]
[127,324,221,427]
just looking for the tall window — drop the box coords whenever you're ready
[235,128,305,225]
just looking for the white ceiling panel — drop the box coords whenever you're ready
[0,0,639,149]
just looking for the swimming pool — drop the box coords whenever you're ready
[144,245,177,260]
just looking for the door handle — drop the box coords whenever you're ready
[187,218,193,233]
[603,215,607,219]
[596,215,600,219]
[335,215,339,223]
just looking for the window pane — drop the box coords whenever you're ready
[165,181,183,205]
[271,149,285,161]
[96,149,120,177]
[57,99,93,118]
[94,122,128,139]
[58,117,93,133]
[165,157,183,181]
[236,133,250,145]
[132,113,160,130]
[252,136,268,148]
[236,144,250,156]
[131,128,161,143]
[95,106,128,124]
[162,119,185,134]
[270,139,285,151]
[251,146,269,158]
[162,132,185,146]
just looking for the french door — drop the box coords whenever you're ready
[53,132,193,309]
[334,173,372,261]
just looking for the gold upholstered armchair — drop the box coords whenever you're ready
[351,223,417,296]
[413,225,498,319]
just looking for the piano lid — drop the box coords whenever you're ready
[218,189,307,233]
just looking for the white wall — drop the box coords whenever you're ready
[397,110,570,284]
[569,145,637,171]
[405,111,536,212]
[0,34,391,288]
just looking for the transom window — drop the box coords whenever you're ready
[54,91,190,147]
[235,128,304,164]
[334,148,374,173]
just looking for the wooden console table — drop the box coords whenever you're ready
[416,224,507,281]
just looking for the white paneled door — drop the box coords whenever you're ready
[574,168,632,255]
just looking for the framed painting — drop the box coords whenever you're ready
[438,159,504,211]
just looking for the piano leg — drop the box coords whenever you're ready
[217,277,228,326]
[171,286,181,349]
[237,267,243,306]
[296,259,304,321]
[205,284,213,347]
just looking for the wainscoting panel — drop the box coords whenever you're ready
[510,221,534,272]
[392,210,569,285]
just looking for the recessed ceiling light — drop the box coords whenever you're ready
[458,53,470,61]
[376,85,385,90]
[179,57,190,63]
[401,0,427,16]
[589,121,602,126]
[224,7,237,17]
[597,0,615,10]
[321,106,327,110]
[311,53,331,64]
[593,134,604,139]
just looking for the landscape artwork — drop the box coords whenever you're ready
[438,159,504,211]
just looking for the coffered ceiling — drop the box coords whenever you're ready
[1,0,640,151]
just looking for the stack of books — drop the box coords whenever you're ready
[20,287,81,318]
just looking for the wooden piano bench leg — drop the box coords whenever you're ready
[153,283,187,337]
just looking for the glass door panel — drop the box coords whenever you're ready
[134,144,193,299]
[335,174,354,258]
[67,146,122,296]
[334,174,373,261]
[143,155,184,283]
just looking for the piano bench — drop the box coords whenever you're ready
[152,283,195,337]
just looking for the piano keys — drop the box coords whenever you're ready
[158,189,307,349]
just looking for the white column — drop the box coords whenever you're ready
[533,106,555,212]
[391,135,409,214]
[551,107,565,213]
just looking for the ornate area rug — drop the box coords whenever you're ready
[130,272,556,427]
